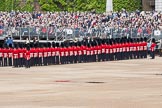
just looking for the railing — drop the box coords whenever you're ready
[0,26,162,41]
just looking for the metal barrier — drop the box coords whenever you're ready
[0,26,162,41]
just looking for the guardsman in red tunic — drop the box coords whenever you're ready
[138,38,143,59]
[129,39,134,59]
[32,48,37,66]
[105,40,110,61]
[150,39,156,59]
[30,47,34,66]
[112,40,116,61]
[93,41,98,62]
[86,44,91,63]
[73,43,78,63]
[8,47,13,66]
[18,47,24,67]
[143,37,148,58]
[23,47,26,66]
[64,44,69,64]
[51,42,56,65]
[36,47,40,66]
[91,42,96,62]
[25,49,30,68]
[68,43,73,64]
[97,42,102,62]
[55,43,60,65]
[125,39,130,60]
[51,46,56,65]
[60,43,65,65]
[122,40,127,60]
[77,43,82,63]
[47,46,52,65]
[38,47,43,66]
[135,39,140,59]
[0,48,3,66]
[43,47,48,66]
[75,42,80,63]
[115,41,119,60]
[101,42,106,62]
[13,47,19,67]
[82,43,87,63]
[3,47,8,66]
[132,39,137,59]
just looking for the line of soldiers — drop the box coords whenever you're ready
[0,37,156,68]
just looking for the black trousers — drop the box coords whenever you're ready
[8,57,12,66]
[129,51,133,59]
[30,58,34,66]
[64,56,68,64]
[3,58,8,66]
[51,56,55,65]
[105,53,109,61]
[60,56,65,64]
[144,50,147,58]
[109,53,113,61]
[38,57,42,66]
[13,59,18,67]
[150,51,155,59]
[0,57,2,66]
[74,55,78,63]
[101,53,106,61]
[25,59,30,68]
[43,57,47,66]
[83,55,87,63]
[68,56,73,64]
[92,55,96,62]
[18,58,23,67]
[98,54,102,62]
[55,56,59,65]
[125,52,129,60]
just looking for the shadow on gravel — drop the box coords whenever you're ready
[155,74,162,76]
[85,81,105,84]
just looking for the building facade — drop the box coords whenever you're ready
[142,0,162,11]
[142,0,155,11]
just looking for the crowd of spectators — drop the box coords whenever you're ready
[0,9,162,39]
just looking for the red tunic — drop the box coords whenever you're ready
[150,43,156,51]
[43,48,48,58]
[97,45,102,55]
[55,47,60,56]
[0,48,2,58]
[3,48,8,58]
[8,48,13,58]
[25,50,30,60]
[64,47,69,57]
[73,46,78,56]
[47,48,52,57]
[82,45,87,55]
[101,44,106,54]
[77,46,82,56]
[18,48,23,58]
[105,44,110,54]
[13,49,18,59]
[86,47,91,56]
[90,46,94,55]
[51,47,56,57]
[60,47,65,57]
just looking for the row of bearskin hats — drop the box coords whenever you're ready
[2,37,155,49]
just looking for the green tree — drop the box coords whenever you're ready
[0,0,142,12]
[113,0,141,11]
